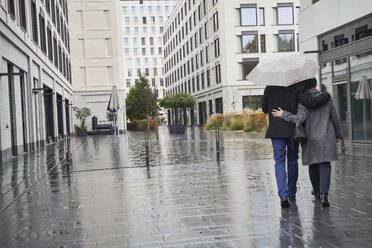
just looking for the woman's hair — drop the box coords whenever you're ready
[304,78,317,89]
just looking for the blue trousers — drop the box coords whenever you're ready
[271,138,299,198]
[309,162,331,193]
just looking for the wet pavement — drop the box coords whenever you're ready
[1,127,372,247]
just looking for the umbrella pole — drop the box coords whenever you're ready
[363,100,367,140]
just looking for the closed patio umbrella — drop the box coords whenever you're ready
[355,75,372,139]
[107,86,121,135]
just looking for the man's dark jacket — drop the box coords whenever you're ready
[262,80,330,139]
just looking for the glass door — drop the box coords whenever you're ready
[333,81,350,140]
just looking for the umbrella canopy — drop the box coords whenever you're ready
[107,85,121,113]
[247,53,319,87]
[355,75,372,100]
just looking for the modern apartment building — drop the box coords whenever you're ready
[69,0,126,132]
[164,0,300,125]
[300,0,372,143]
[0,0,72,163]
[121,0,177,99]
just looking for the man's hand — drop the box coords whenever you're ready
[272,108,283,118]
[336,138,341,142]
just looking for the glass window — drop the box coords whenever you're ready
[260,34,266,53]
[133,48,138,56]
[159,16,164,24]
[143,27,147,34]
[350,51,372,141]
[125,17,130,25]
[242,61,258,80]
[136,58,140,67]
[153,58,157,66]
[158,37,162,44]
[124,48,129,56]
[242,34,258,53]
[158,47,162,55]
[278,32,295,51]
[333,58,348,77]
[133,37,137,45]
[145,58,149,66]
[152,27,156,34]
[140,6,144,15]
[124,37,129,46]
[126,27,130,35]
[127,58,132,67]
[128,69,132,77]
[131,6,136,15]
[277,6,293,25]
[165,6,169,13]
[122,7,127,15]
[156,6,161,14]
[151,16,155,25]
[241,7,257,26]
[242,95,263,110]
[148,6,152,14]
[259,8,265,26]
[142,48,146,56]
[126,79,131,88]
[135,27,139,35]
[150,47,154,55]
[296,7,300,25]
[134,17,138,25]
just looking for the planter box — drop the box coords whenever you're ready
[169,124,186,134]
[77,128,88,137]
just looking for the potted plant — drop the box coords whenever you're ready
[75,107,91,136]
[159,93,196,134]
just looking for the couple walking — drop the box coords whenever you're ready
[262,78,343,208]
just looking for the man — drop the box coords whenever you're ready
[262,79,330,208]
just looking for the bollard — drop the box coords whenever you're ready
[145,132,150,167]
[216,127,220,160]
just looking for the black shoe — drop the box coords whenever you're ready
[311,190,321,200]
[288,195,296,201]
[321,193,330,207]
[281,196,290,208]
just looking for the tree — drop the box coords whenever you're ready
[159,93,196,125]
[75,107,91,129]
[126,74,156,121]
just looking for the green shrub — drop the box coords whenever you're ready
[205,114,224,130]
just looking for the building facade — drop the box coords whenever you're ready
[121,0,177,99]
[69,0,125,132]
[163,0,300,125]
[0,0,73,163]
[300,0,372,143]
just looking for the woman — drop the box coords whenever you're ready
[271,78,343,207]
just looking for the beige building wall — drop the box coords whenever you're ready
[69,0,125,131]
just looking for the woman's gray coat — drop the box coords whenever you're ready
[281,89,343,165]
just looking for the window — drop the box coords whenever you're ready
[277,5,294,25]
[143,17,147,24]
[51,0,55,23]
[39,13,47,53]
[53,36,58,67]
[196,74,200,90]
[296,7,300,25]
[156,6,161,14]
[278,31,295,51]
[148,6,152,14]
[126,27,131,35]
[150,48,154,56]
[204,22,208,39]
[142,48,146,56]
[152,27,156,34]
[131,6,136,14]
[205,44,209,63]
[126,79,131,88]
[213,12,219,31]
[133,37,137,45]
[7,0,15,17]
[140,6,144,15]
[207,69,211,87]
[214,38,220,57]
[143,27,147,34]
[242,33,258,53]
[260,34,266,53]
[213,0,218,6]
[125,48,129,56]
[242,96,263,110]
[158,47,162,55]
[201,72,205,89]
[136,58,140,67]
[159,16,164,24]
[134,17,138,25]
[47,26,53,61]
[242,60,258,80]
[19,0,27,30]
[135,27,139,35]
[215,64,221,83]
[151,16,155,25]
[127,58,132,67]
[128,69,132,77]
[125,17,130,25]
[150,37,154,45]
[133,48,138,56]
[31,0,38,43]
[124,37,129,46]
[122,7,127,15]
[259,8,265,26]
[240,6,257,26]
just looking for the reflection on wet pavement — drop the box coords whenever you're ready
[0,127,372,247]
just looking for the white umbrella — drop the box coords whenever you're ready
[355,75,371,139]
[247,53,319,87]
[107,86,121,135]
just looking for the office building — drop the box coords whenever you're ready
[0,0,72,163]
[164,0,300,125]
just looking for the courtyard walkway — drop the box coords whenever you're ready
[0,127,372,247]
